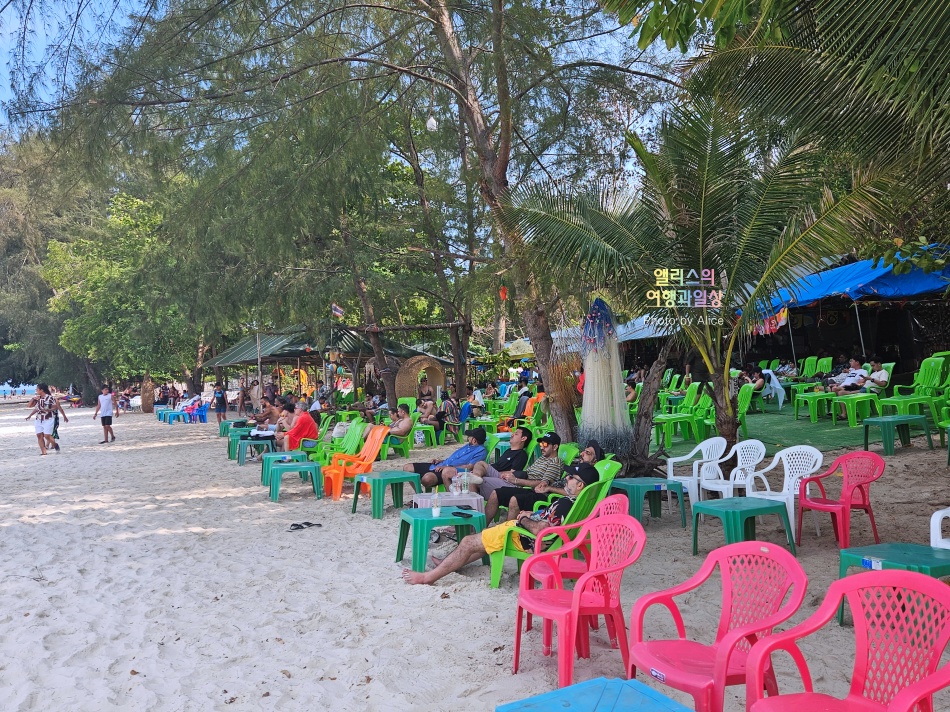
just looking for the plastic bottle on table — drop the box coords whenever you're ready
[432,492,441,517]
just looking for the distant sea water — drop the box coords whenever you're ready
[0,384,36,396]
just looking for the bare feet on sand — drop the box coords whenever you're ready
[402,568,430,585]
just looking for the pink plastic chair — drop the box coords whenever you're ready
[525,494,630,642]
[514,513,647,688]
[796,451,885,549]
[628,542,807,712]
[746,570,950,712]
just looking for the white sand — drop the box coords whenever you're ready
[2,405,950,711]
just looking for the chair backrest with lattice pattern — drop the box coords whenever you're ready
[714,542,807,651]
[837,451,886,501]
[580,513,647,607]
[837,571,950,706]
[726,439,766,486]
[775,445,823,495]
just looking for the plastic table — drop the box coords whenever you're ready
[260,451,308,486]
[269,462,322,502]
[469,418,500,434]
[863,414,933,455]
[837,543,950,624]
[610,478,686,528]
[691,497,796,555]
[794,392,836,423]
[351,471,421,519]
[227,428,254,459]
[237,438,274,465]
[413,492,485,513]
[335,410,361,422]
[396,508,487,572]
[496,676,691,711]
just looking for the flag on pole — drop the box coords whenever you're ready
[331,303,344,319]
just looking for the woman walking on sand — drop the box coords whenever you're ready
[26,383,68,455]
[93,384,118,443]
[212,382,229,424]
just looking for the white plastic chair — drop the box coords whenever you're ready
[747,445,823,531]
[665,437,727,510]
[931,507,950,549]
[700,439,767,500]
[129,396,142,413]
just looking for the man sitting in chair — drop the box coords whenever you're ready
[402,464,599,585]
[439,426,532,493]
[481,432,566,523]
[489,439,604,521]
[401,427,488,490]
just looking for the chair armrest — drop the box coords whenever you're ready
[745,637,813,709]
[799,472,829,499]
[520,549,567,590]
[532,522,581,554]
[630,562,721,643]
[533,493,565,511]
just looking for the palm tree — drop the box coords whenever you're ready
[506,97,893,445]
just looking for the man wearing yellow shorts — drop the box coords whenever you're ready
[402,463,600,585]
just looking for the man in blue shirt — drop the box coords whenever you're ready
[402,427,488,489]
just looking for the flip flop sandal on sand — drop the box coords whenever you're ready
[287,522,322,532]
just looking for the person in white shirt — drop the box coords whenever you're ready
[859,359,889,394]
[93,384,118,443]
[830,357,868,397]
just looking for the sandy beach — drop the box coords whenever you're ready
[2,405,950,711]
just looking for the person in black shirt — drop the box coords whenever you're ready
[440,426,532,494]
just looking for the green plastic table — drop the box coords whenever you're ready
[260,452,309,486]
[237,438,274,465]
[610,478,686,528]
[227,428,254,459]
[691,497,796,555]
[469,419,500,434]
[352,470,421,519]
[336,410,361,422]
[863,414,933,455]
[832,393,880,428]
[269,462,322,501]
[396,507,488,572]
[495,676,691,711]
[794,391,836,423]
[837,543,950,624]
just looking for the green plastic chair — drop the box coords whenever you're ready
[559,443,580,465]
[661,368,673,388]
[488,479,610,588]
[666,381,700,414]
[894,357,944,396]
[397,397,417,412]
[690,392,716,441]
[768,358,780,371]
[408,411,437,448]
[801,356,818,379]
[311,417,365,465]
[594,459,622,483]
[816,356,833,374]
[736,383,756,438]
[757,360,768,370]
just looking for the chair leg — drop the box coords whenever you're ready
[558,614,577,688]
[866,506,881,544]
[513,605,524,674]
[610,609,630,672]
[795,506,804,545]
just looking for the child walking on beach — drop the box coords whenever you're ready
[93,384,118,443]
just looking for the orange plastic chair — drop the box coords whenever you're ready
[497,395,539,432]
[514,512,647,688]
[796,451,885,549]
[746,570,950,712]
[322,425,390,501]
[627,541,807,712]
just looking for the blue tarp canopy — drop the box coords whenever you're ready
[769,256,950,310]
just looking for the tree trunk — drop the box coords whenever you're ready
[83,359,101,406]
[141,371,155,413]
[421,0,576,437]
[626,340,672,477]
[711,369,740,449]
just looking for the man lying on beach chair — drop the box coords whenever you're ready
[402,464,599,585]
[436,425,532,494]
[401,427,488,490]
[481,432,566,523]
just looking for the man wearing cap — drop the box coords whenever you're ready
[482,432,566,524]
[401,427,488,489]
[275,401,318,451]
[439,426,532,493]
[402,463,600,585]
[494,439,605,519]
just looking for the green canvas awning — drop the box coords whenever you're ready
[203,326,310,369]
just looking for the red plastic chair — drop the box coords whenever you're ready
[628,542,807,712]
[514,513,647,688]
[525,494,630,641]
[746,570,950,712]
[796,451,885,548]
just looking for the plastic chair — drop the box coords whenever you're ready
[321,425,390,500]
[815,356,833,374]
[558,443,580,465]
[515,513,648,688]
[931,506,950,550]
[408,411,437,448]
[628,541,808,712]
[311,417,364,465]
[666,437,727,508]
[801,356,818,379]
[796,451,885,548]
[594,459,622,484]
[700,439,767,500]
[768,359,780,372]
[746,570,950,712]
[747,445,823,532]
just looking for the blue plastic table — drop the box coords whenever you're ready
[496,677,691,711]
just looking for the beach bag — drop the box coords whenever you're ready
[331,422,349,439]
[414,430,425,445]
